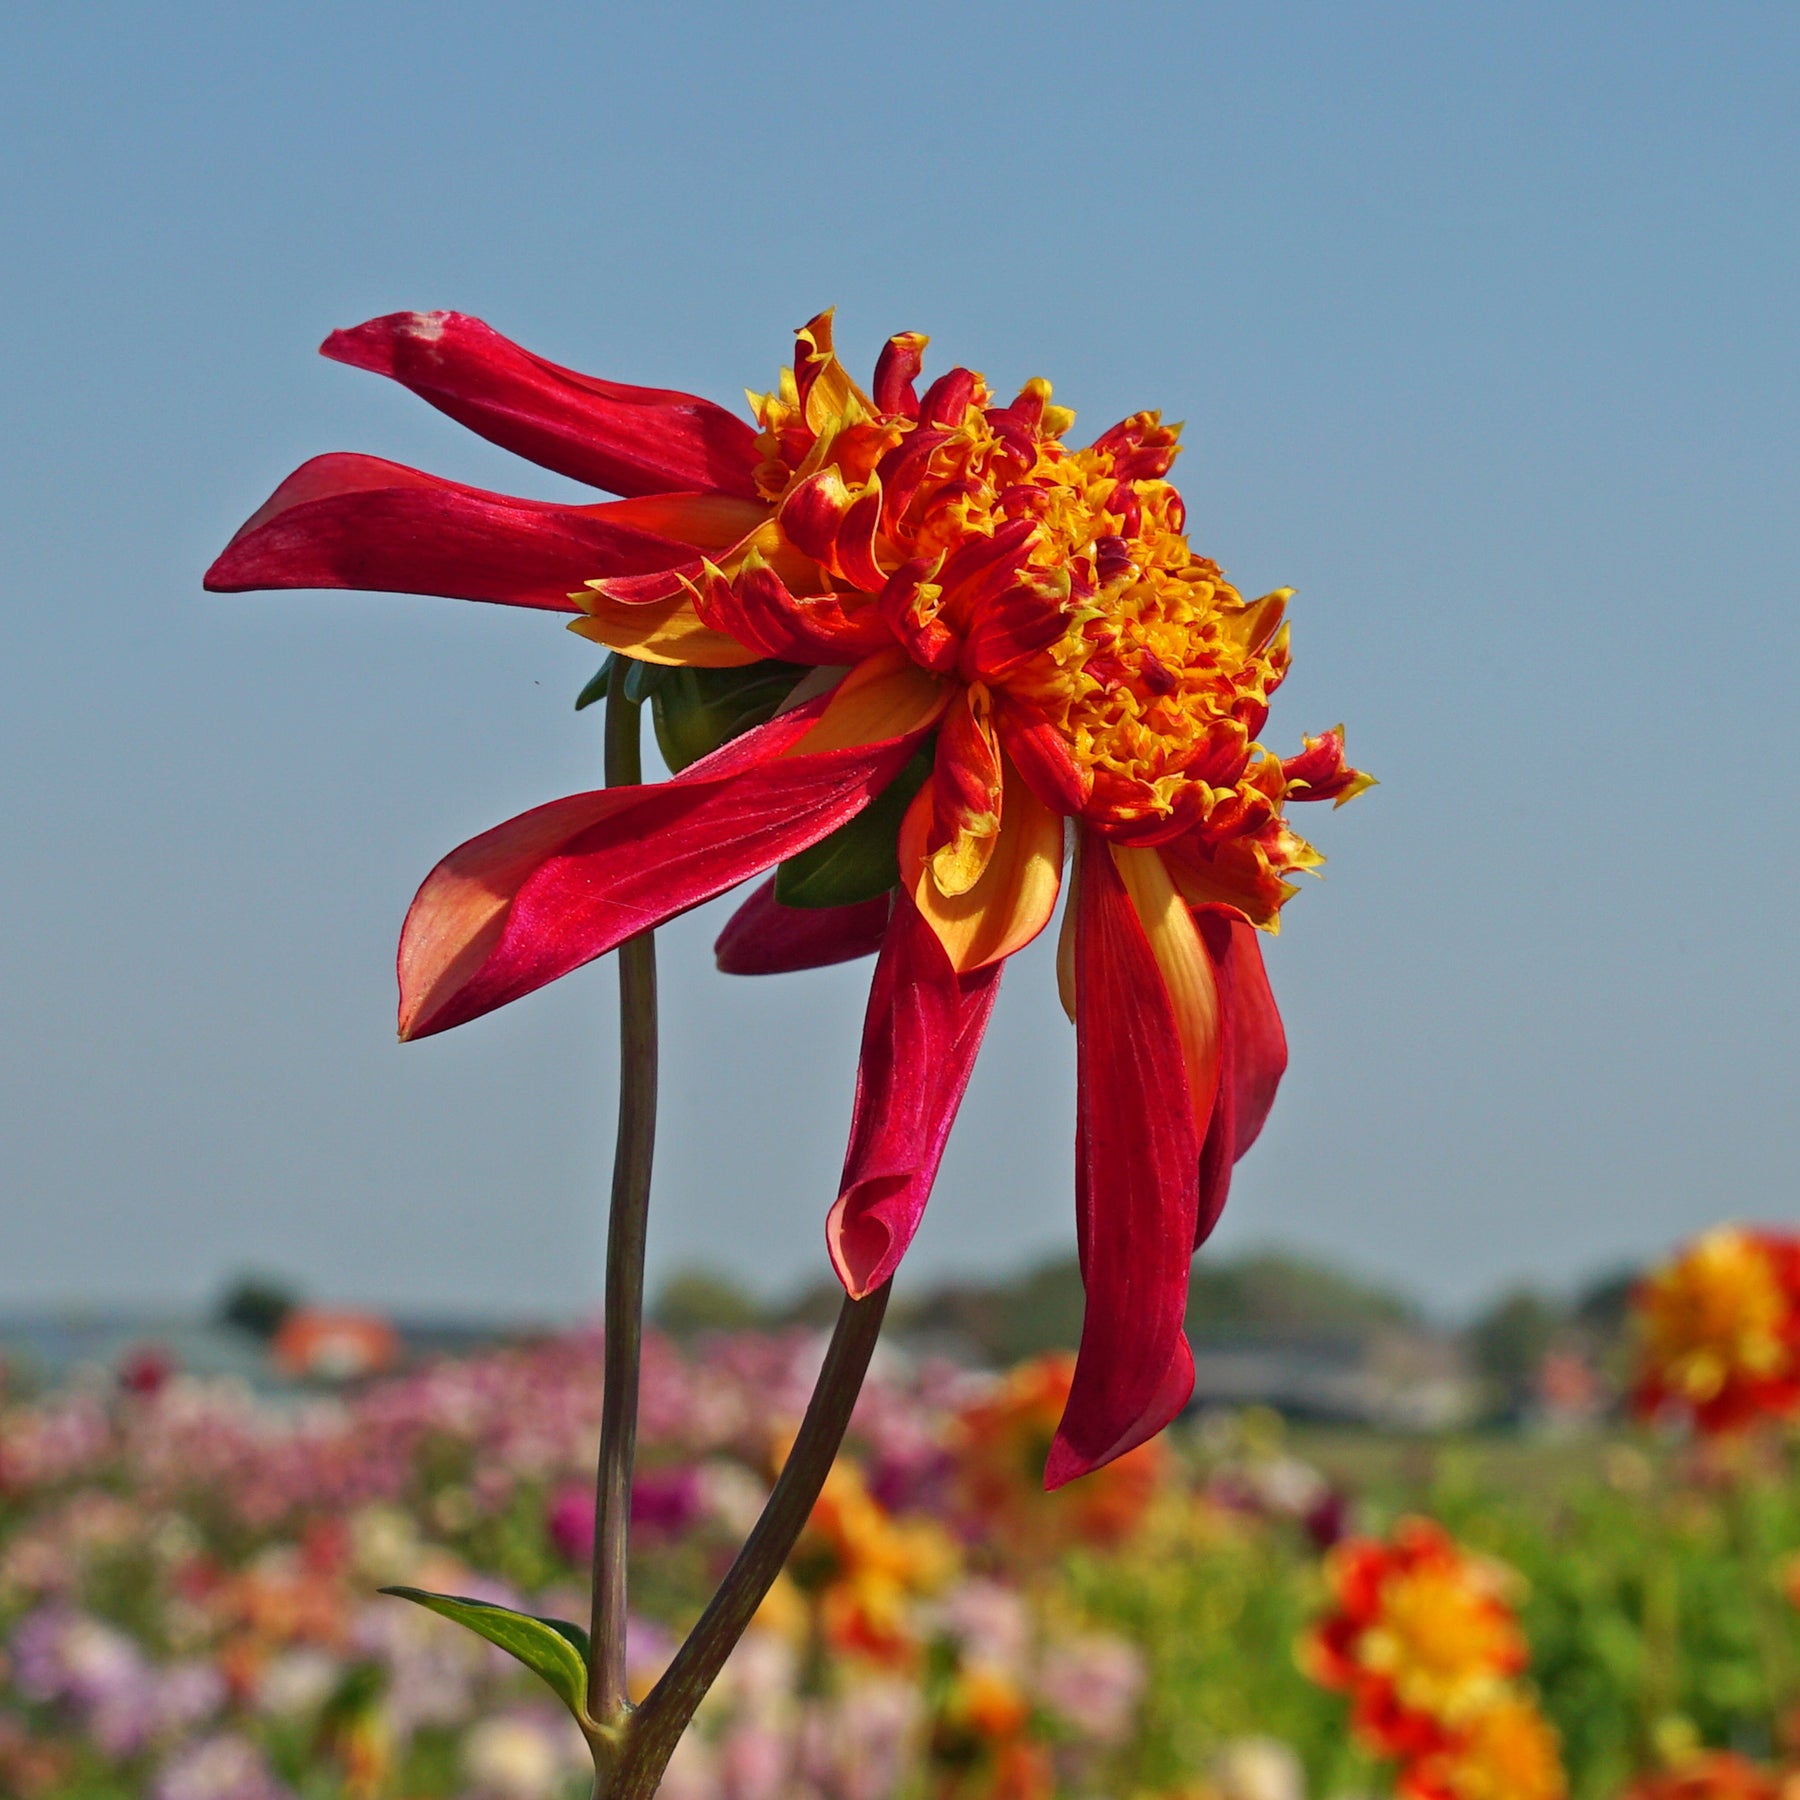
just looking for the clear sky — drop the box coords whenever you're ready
[3,1,1796,1321]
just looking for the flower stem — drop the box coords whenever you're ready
[588,661,659,1731]
[607,1282,891,1799]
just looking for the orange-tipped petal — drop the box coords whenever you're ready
[899,760,1064,974]
[1046,830,1199,1487]
[1281,725,1376,806]
[924,686,1004,898]
[569,590,764,666]
[1112,846,1222,1137]
[784,648,950,757]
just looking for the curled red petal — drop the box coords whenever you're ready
[204,454,701,611]
[399,699,929,1039]
[322,311,760,499]
[877,558,960,675]
[1045,833,1199,1488]
[1280,724,1375,805]
[694,557,892,664]
[826,888,1002,1298]
[872,332,928,419]
[713,877,891,975]
[918,368,977,429]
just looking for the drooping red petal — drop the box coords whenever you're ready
[321,311,761,499]
[399,666,947,1038]
[1218,914,1286,1158]
[713,877,891,975]
[204,454,707,611]
[826,888,1002,1298]
[1045,833,1200,1489]
[1192,912,1289,1246]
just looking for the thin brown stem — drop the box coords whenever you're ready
[606,1283,891,1799]
[588,661,659,1730]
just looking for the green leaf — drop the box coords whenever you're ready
[774,747,933,908]
[573,657,616,712]
[380,1587,591,1721]
[651,661,808,772]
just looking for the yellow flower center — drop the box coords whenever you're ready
[902,392,1292,828]
[1358,1563,1519,1722]
[749,326,1298,835]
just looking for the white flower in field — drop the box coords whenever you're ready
[253,1648,340,1720]
[1210,1737,1306,1800]
[655,1729,719,1800]
[463,1710,586,1799]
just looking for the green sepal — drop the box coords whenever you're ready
[623,659,672,704]
[652,661,809,772]
[573,657,616,712]
[380,1587,591,1723]
[774,746,933,908]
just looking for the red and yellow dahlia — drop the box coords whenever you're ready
[1633,1228,1800,1436]
[206,309,1368,1484]
[1302,1518,1529,1761]
[1397,1694,1567,1800]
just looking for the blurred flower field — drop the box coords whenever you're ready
[9,1237,1800,1800]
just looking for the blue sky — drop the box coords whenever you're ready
[3,1,1796,1318]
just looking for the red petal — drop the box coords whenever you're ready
[1192,913,1288,1246]
[399,692,934,1038]
[713,878,891,975]
[826,888,1002,1297]
[993,696,1093,815]
[1280,724,1373,805]
[1045,832,1199,1488]
[204,454,702,611]
[322,311,760,499]
[872,332,928,419]
[1220,916,1286,1158]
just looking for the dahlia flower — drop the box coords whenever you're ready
[1633,1227,1800,1436]
[1303,1518,1528,1760]
[1398,1694,1566,1800]
[206,310,1368,1483]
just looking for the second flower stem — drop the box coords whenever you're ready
[582,662,893,1797]
[613,1281,891,1799]
[589,661,659,1728]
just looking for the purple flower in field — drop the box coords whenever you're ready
[152,1733,292,1800]
[632,1465,706,1541]
[1034,1631,1145,1743]
[12,1608,226,1759]
[545,1481,593,1563]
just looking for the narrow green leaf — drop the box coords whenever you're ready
[381,1587,591,1721]
[774,747,933,908]
[574,657,616,712]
